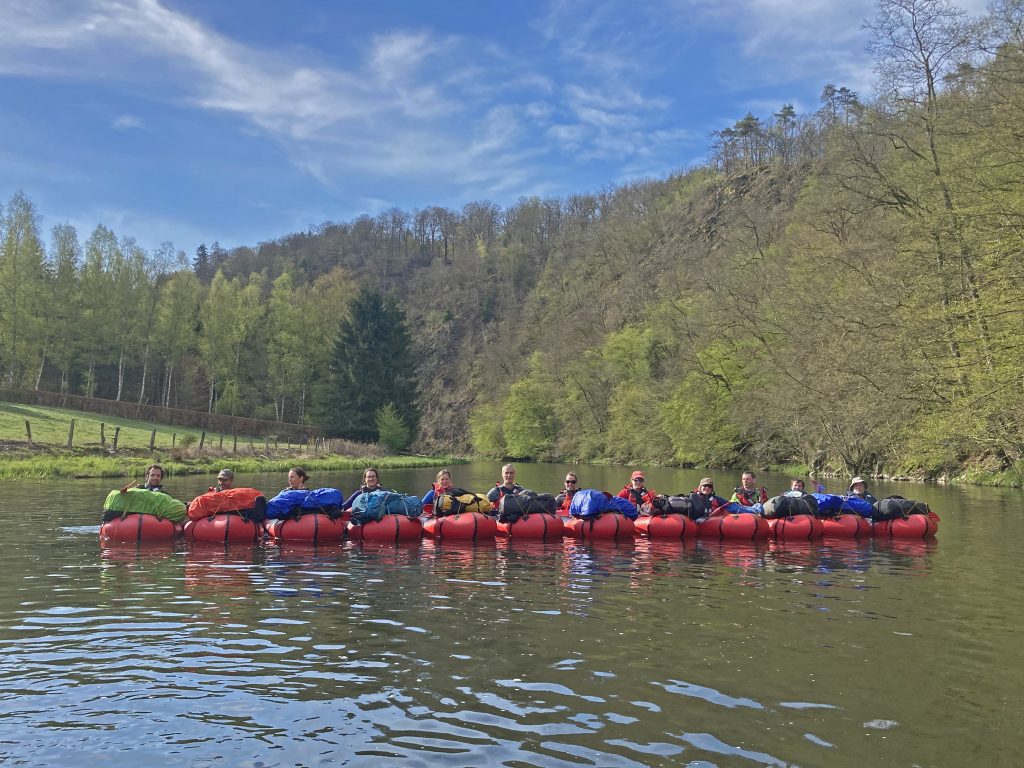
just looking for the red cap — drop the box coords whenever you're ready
[631,471,645,480]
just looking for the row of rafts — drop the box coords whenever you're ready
[99,509,938,546]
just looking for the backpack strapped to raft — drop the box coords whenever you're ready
[350,489,422,525]
[497,491,558,523]
[266,488,344,520]
[762,494,819,519]
[188,487,267,522]
[872,496,931,521]
[433,488,493,518]
[102,487,188,523]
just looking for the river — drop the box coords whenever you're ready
[0,462,1021,767]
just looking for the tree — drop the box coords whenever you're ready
[0,192,48,387]
[313,289,417,441]
[193,243,212,283]
[46,223,82,393]
[265,271,305,421]
[154,270,201,408]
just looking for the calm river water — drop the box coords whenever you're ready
[0,462,1021,767]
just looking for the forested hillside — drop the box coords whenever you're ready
[2,0,1022,479]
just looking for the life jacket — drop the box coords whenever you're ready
[688,491,727,518]
[434,488,493,517]
[422,483,443,517]
[732,486,768,506]
[618,485,656,508]
[555,488,577,513]
[188,487,266,521]
[488,482,523,507]
[102,488,187,523]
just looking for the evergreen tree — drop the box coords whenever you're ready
[193,243,212,283]
[313,289,417,442]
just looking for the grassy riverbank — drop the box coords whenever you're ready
[0,448,461,480]
[0,400,459,480]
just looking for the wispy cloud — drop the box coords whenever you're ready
[112,113,143,130]
[0,0,700,202]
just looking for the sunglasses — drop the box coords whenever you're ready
[633,478,645,483]
[565,479,577,484]
[700,484,713,489]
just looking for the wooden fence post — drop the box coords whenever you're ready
[219,434,224,449]
[264,436,269,452]
[199,431,206,450]
[25,420,32,445]
[67,419,76,449]
[232,433,237,453]
[100,422,105,446]
[149,429,157,450]
[172,433,176,448]
[112,426,120,451]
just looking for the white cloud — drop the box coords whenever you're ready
[112,113,143,130]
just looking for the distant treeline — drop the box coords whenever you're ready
[2,0,1022,479]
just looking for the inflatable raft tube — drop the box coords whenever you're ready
[634,513,697,539]
[347,514,423,542]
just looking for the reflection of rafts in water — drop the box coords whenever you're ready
[100,540,178,563]
[873,537,938,557]
[184,548,259,597]
[698,540,768,569]
[873,514,939,539]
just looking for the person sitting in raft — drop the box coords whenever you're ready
[421,468,455,516]
[214,468,234,492]
[690,477,729,518]
[486,463,524,507]
[784,478,807,497]
[120,463,166,494]
[555,472,580,513]
[730,471,768,505]
[617,470,656,509]
[287,466,310,491]
[847,476,877,505]
[343,466,382,510]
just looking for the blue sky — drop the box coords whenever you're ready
[0,0,987,255]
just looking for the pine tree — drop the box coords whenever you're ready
[193,243,212,283]
[313,289,418,442]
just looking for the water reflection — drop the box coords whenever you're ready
[1,470,1023,766]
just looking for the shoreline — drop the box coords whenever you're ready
[0,446,463,480]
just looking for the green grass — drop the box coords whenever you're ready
[0,452,463,480]
[0,401,235,450]
[0,400,462,479]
